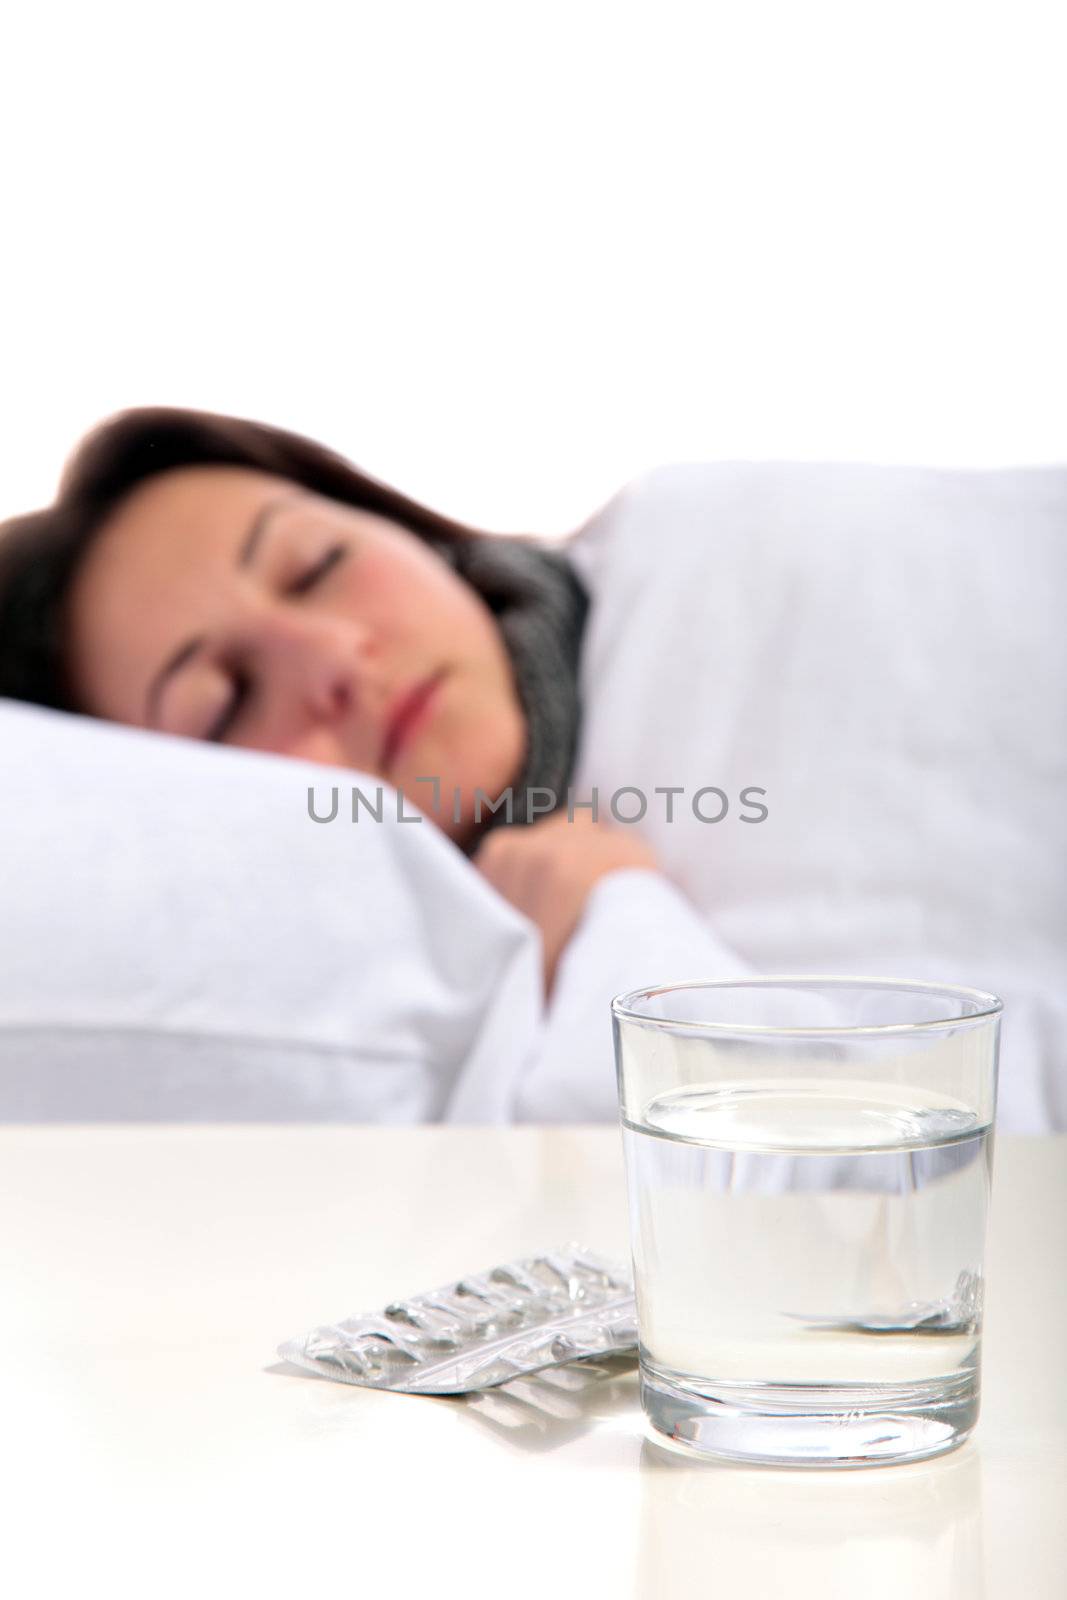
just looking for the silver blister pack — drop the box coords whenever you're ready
[278,1243,638,1394]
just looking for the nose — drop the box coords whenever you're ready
[258,609,371,725]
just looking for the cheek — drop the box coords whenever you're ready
[336,547,425,643]
[350,544,489,654]
[278,729,353,769]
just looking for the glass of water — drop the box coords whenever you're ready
[612,977,1001,1468]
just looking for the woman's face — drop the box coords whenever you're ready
[65,466,527,847]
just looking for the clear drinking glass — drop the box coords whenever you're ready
[612,977,1002,1468]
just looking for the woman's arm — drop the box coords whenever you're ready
[472,810,659,996]
[473,814,754,1121]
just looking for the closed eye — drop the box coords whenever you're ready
[287,543,347,596]
[206,673,251,743]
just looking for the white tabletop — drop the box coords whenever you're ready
[2,1126,1063,1598]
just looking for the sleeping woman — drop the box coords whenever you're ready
[0,407,1063,1130]
[0,407,658,993]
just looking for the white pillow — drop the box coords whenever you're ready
[0,699,543,1120]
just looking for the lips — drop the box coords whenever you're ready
[381,669,447,772]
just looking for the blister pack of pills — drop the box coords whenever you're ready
[278,1243,638,1394]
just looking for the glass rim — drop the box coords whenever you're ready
[610,974,1004,1037]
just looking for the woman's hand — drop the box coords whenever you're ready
[472,810,659,995]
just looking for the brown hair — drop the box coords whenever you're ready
[0,406,500,712]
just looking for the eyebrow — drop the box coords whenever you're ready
[145,493,302,723]
[237,492,303,568]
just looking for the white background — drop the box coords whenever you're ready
[1,0,1064,533]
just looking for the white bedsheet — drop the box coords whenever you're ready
[514,463,1067,1132]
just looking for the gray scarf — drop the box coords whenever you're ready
[434,535,589,845]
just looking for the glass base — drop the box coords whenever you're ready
[641,1363,978,1468]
